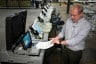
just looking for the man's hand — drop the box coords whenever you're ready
[50,37,60,44]
[61,40,68,45]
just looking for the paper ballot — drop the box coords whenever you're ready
[36,40,54,49]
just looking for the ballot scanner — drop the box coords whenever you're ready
[29,16,52,39]
[0,5,55,64]
[39,5,54,23]
[0,10,47,64]
[12,31,41,56]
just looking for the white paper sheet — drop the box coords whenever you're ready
[36,40,54,49]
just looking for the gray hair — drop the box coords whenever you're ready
[71,3,83,14]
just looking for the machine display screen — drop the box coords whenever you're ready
[22,31,32,50]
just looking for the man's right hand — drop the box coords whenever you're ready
[50,37,60,44]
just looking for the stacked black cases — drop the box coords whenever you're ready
[6,10,27,50]
[19,10,27,32]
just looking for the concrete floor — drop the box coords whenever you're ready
[0,3,96,64]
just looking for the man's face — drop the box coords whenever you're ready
[70,8,82,22]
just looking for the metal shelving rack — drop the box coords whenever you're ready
[0,0,32,8]
[84,7,96,31]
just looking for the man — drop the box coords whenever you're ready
[51,3,91,64]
